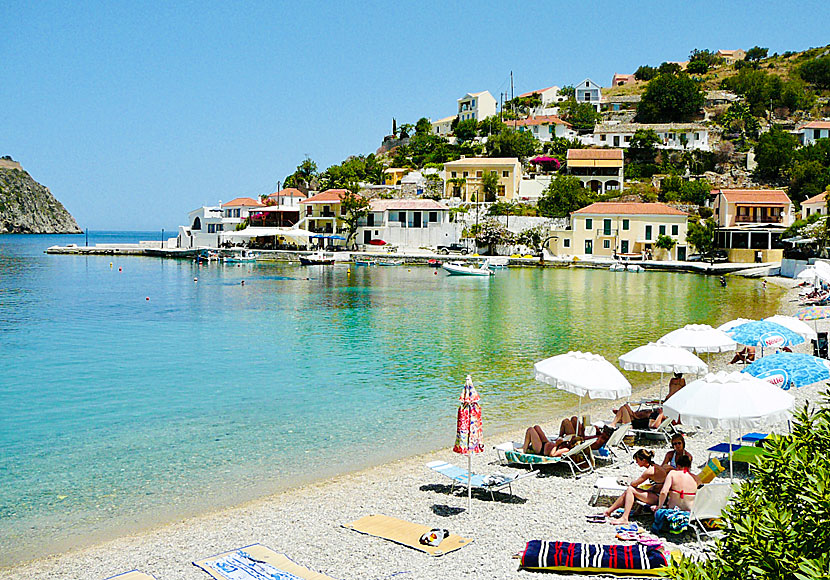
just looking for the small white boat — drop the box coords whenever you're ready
[626,264,644,272]
[223,250,258,263]
[609,262,626,271]
[377,259,403,266]
[299,250,335,265]
[354,258,376,266]
[442,260,495,276]
[610,262,644,272]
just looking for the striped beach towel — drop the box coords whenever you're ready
[520,540,668,575]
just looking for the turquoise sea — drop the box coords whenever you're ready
[0,232,783,566]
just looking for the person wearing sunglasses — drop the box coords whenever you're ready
[661,433,693,470]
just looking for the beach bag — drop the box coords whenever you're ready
[652,507,690,534]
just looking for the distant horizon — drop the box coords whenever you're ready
[3,1,829,230]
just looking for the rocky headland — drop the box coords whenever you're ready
[0,157,82,234]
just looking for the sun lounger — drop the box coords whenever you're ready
[342,514,472,557]
[730,445,768,467]
[501,440,595,477]
[689,483,735,543]
[590,476,628,506]
[425,460,535,500]
[631,419,676,444]
[105,572,157,580]
[194,543,336,580]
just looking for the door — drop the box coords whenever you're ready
[603,219,612,236]
[413,212,422,228]
[585,240,593,255]
[677,246,686,261]
[613,136,620,147]
[645,225,653,240]
[621,240,629,254]
[364,230,372,244]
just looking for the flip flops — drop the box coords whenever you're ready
[615,523,639,533]
[616,531,639,541]
[638,534,664,549]
[586,513,607,523]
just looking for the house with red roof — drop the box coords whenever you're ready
[517,86,565,107]
[506,115,576,143]
[611,73,636,87]
[551,202,689,260]
[796,121,830,146]
[567,149,624,195]
[712,189,794,262]
[801,192,827,219]
[297,189,356,243]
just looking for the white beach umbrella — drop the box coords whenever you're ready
[765,314,817,342]
[619,342,708,400]
[534,351,632,418]
[813,261,830,285]
[663,371,794,480]
[796,267,818,281]
[658,324,737,354]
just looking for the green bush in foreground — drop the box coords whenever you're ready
[667,390,830,580]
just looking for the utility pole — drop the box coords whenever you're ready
[510,71,515,116]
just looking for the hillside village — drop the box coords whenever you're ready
[179,44,830,265]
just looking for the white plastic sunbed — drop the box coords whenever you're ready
[495,440,596,478]
[689,483,736,543]
[425,461,535,500]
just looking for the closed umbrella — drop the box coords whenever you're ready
[765,315,817,342]
[619,342,708,400]
[453,375,483,511]
[663,371,794,480]
[534,351,632,419]
[742,352,830,389]
[724,320,805,355]
[658,324,737,354]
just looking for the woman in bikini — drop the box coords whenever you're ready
[651,454,699,514]
[661,433,693,470]
[604,449,669,524]
[522,417,609,457]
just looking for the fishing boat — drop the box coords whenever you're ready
[442,260,495,276]
[299,250,335,265]
[223,250,259,263]
[354,258,376,266]
[378,259,403,266]
[427,259,441,267]
[196,249,221,262]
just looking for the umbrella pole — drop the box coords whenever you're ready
[659,372,664,402]
[729,428,734,482]
[467,451,472,512]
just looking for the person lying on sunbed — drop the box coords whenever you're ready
[661,433,693,470]
[609,404,666,430]
[650,454,699,515]
[728,346,755,364]
[604,449,669,524]
[522,419,609,456]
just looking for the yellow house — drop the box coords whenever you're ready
[298,189,359,243]
[383,167,410,186]
[550,202,689,260]
[443,157,522,202]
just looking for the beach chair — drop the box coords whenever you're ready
[592,425,631,464]
[689,483,735,543]
[502,440,596,478]
[425,460,535,500]
[631,418,676,444]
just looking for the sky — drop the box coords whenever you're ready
[2,1,829,230]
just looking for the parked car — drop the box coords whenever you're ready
[437,243,469,255]
[687,250,728,262]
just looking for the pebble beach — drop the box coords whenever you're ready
[3,277,823,580]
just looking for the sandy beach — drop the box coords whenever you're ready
[3,277,822,580]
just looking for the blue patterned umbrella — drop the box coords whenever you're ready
[724,320,805,349]
[742,352,830,389]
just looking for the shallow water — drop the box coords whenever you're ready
[0,233,782,565]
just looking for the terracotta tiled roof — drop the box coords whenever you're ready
[717,189,791,205]
[507,115,571,128]
[267,188,306,199]
[370,199,448,212]
[443,157,521,166]
[801,121,830,130]
[300,189,356,204]
[573,202,688,216]
[518,86,558,98]
[221,197,263,207]
[567,149,624,160]
[802,192,827,205]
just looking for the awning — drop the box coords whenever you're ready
[309,234,346,240]
[221,227,313,240]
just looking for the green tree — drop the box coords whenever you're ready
[559,99,602,131]
[543,137,583,159]
[537,175,596,218]
[517,224,549,256]
[658,62,682,75]
[480,171,500,202]
[414,117,432,136]
[628,129,661,165]
[679,180,712,206]
[754,125,799,180]
[655,234,677,252]
[660,175,683,202]
[634,65,658,81]
[686,59,709,74]
[284,156,318,192]
[688,48,721,67]
[503,93,542,116]
[686,217,717,257]
[559,85,575,98]
[719,102,760,139]
[745,45,769,62]
[454,119,478,142]
[789,160,830,206]
[800,57,830,89]
[477,116,506,137]
[339,186,370,248]
[485,129,538,160]
[637,73,704,123]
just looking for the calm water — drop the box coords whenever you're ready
[0,232,782,565]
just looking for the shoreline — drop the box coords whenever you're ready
[3,276,814,579]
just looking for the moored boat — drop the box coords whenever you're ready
[354,258,376,266]
[378,259,403,266]
[299,250,335,265]
[442,260,495,276]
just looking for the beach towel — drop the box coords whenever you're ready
[520,540,668,576]
[652,507,691,534]
[105,572,156,580]
[193,543,336,580]
[342,514,472,557]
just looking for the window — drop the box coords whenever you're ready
[207,224,216,233]
[502,171,509,177]
[659,225,666,236]
[694,133,700,140]
[340,205,347,216]
[451,171,457,178]
[398,211,406,225]
[585,218,593,230]
[563,238,571,248]
[476,171,482,177]
[429,211,438,223]
[671,224,679,236]
[624,135,631,143]
[463,171,468,178]
[306,206,312,216]
[600,134,606,141]
[622,219,629,231]
[498,185,505,197]
[603,239,610,249]
[603,219,611,236]
[645,225,652,240]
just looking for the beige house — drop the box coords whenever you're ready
[298,189,358,243]
[567,149,624,194]
[802,192,828,219]
[550,202,689,260]
[712,189,793,263]
[717,49,746,65]
[443,157,522,202]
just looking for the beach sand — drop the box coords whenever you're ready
[3,277,823,580]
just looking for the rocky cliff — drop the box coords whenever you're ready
[0,158,82,234]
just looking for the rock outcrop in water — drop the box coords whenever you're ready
[0,157,82,234]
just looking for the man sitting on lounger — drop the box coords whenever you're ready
[522,418,610,457]
[609,404,666,430]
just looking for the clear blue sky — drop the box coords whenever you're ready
[2,1,828,230]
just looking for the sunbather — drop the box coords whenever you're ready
[522,420,609,457]
[666,373,685,401]
[604,449,669,524]
[650,455,699,514]
[661,433,693,470]
[728,346,755,364]
[609,404,666,430]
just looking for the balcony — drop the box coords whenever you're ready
[735,214,783,224]
[595,228,619,237]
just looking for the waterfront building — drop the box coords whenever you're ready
[298,189,356,244]
[581,122,710,151]
[600,95,641,113]
[801,192,827,219]
[178,197,265,248]
[712,189,794,262]
[506,115,576,143]
[566,149,624,194]
[549,202,689,260]
[796,121,830,146]
[443,157,522,202]
[356,198,456,249]
[457,91,497,123]
[575,78,602,111]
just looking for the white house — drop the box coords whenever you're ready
[457,91,497,122]
[801,192,827,219]
[356,199,456,249]
[431,115,456,138]
[575,78,602,111]
[517,86,563,105]
[583,122,710,151]
[506,115,576,143]
[178,197,264,248]
[797,121,830,146]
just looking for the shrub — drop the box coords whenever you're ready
[800,57,830,89]
[686,60,709,74]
